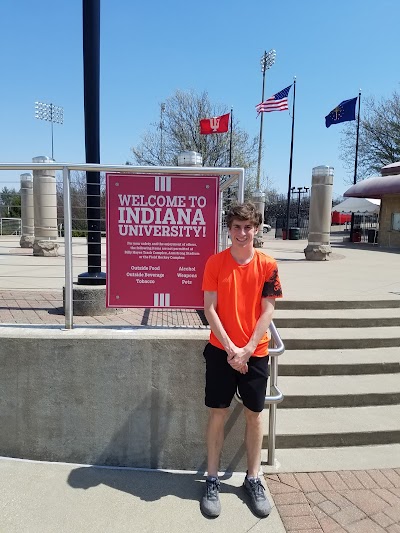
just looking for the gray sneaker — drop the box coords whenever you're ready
[243,476,271,518]
[200,478,221,517]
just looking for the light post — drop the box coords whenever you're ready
[160,102,166,163]
[291,186,309,227]
[34,102,64,160]
[256,49,276,190]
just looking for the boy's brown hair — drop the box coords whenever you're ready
[225,202,262,229]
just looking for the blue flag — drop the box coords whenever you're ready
[325,97,357,128]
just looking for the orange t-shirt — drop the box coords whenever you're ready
[202,248,283,356]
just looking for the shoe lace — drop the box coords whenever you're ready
[248,478,266,500]
[206,479,220,499]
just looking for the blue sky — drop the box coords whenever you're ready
[0,0,399,198]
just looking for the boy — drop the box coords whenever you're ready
[201,202,282,518]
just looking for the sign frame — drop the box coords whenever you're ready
[106,172,220,309]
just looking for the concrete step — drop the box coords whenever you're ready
[278,347,400,376]
[261,444,400,473]
[274,308,400,328]
[278,373,400,408]
[262,405,400,449]
[280,326,400,349]
[276,300,400,310]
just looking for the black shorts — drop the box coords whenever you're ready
[203,343,269,413]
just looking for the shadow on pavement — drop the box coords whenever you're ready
[67,467,246,505]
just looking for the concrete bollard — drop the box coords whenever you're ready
[32,156,59,257]
[252,189,266,248]
[19,173,35,248]
[177,150,203,167]
[304,165,333,261]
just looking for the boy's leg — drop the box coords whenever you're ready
[206,407,229,477]
[244,407,264,477]
[201,344,237,517]
[238,356,271,518]
[238,356,268,476]
[203,343,238,475]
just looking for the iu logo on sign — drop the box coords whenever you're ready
[209,117,220,132]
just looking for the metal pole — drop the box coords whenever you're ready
[160,102,165,163]
[35,102,63,160]
[229,107,233,167]
[238,169,245,203]
[256,55,267,191]
[297,188,302,227]
[51,119,54,160]
[218,190,225,252]
[285,77,296,238]
[350,91,362,241]
[353,91,361,186]
[79,0,105,285]
[63,167,73,329]
[267,350,278,465]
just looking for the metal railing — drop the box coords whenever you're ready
[1,162,284,464]
[0,217,21,235]
[235,320,285,466]
[0,162,245,329]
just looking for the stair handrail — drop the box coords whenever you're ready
[235,319,285,466]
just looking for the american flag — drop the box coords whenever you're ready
[256,85,292,114]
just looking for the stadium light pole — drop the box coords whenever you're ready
[160,102,166,163]
[34,102,64,160]
[256,49,276,190]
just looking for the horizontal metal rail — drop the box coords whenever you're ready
[1,163,245,330]
[0,162,244,176]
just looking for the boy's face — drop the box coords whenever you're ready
[228,219,258,249]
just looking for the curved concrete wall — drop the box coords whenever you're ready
[0,327,249,472]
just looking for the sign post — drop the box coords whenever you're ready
[106,173,219,309]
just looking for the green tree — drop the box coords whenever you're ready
[0,187,21,218]
[340,89,400,183]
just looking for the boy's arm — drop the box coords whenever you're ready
[204,291,236,356]
[228,297,276,371]
[245,297,276,354]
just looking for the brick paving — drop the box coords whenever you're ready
[0,290,208,328]
[265,469,400,532]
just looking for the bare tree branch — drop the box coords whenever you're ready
[130,89,258,172]
[340,89,400,184]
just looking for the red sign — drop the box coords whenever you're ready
[106,173,219,308]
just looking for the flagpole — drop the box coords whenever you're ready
[285,77,296,239]
[353,90,361,185]
[229,107,233,167]
[350,90,362,240]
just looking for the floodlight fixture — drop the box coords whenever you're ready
[260,49,276,73]
[34,101,64,160]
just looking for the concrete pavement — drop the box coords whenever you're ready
[0,458,285,533]
[1,231,400,532]
[1,457,400,532]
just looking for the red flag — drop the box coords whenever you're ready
[200,113,230,134]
